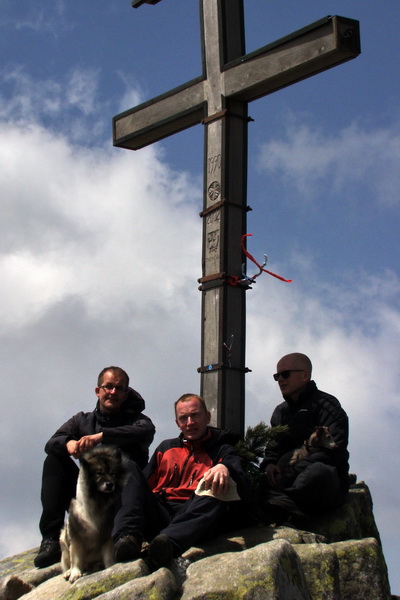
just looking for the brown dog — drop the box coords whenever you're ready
[287,426,338,465]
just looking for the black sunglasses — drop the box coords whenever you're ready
[273,369,304,381]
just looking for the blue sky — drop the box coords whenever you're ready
[0,0,399,593]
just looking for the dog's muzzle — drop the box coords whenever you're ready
[100,481,116,493]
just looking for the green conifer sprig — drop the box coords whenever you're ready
[235,421,289,489]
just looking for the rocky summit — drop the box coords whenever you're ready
[0,481,394,600]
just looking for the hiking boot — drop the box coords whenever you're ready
[147,534,173,571]
[34,538,61,568]
[266,493,305,526]
[114,534,142,563]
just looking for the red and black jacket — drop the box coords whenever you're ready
[144,426,245,502]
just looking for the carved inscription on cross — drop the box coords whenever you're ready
[113,0,360,434]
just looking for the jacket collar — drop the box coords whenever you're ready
[285,380,317,406]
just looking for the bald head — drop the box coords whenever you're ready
[278,353,312,374]
[274,353,312,402]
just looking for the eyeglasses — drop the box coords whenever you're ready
[273,370,304,381]
[99,384,127,393]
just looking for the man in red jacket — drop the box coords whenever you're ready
[113,393,247,570]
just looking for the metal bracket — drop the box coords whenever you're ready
[197,363,251,374]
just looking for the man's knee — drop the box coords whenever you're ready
[287,462,342,510]
[42,453,78,476]
[121,457,148,488]
[304,462,338,485]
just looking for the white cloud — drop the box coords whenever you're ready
[0,67,63,121]
[115,71,146,114]
[5,1,67,35]
[0,522,39,559]
[0,252,68,330]
[0,66,110,144]
[66,68,100,115]
[258,115,400,206]
[0,117,202,333]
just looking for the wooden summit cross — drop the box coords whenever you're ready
[113,0,360,435]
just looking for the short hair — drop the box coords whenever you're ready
[97,366,129,389]
[174,393,208,415]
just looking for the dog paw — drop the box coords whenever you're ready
[68,568,82,583]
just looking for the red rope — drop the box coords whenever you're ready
[241,234,292,283]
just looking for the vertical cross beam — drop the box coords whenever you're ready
[198,0,248,431]
[114,1,360,434]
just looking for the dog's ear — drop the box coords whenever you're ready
[112,446,122,460]
[314,426,327,438]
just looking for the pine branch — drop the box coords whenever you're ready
[235,421,289,489]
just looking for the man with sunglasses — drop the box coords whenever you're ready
[34,366,155,568]
[261,353,349,524]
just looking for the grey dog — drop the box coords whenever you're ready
[60,446,127,583]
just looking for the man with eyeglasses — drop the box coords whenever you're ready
[34,366,155,568]
[260,353,349,524]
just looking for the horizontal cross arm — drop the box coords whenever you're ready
[224,16,360,103]
[113,76,206,150]
[132,0,162,8]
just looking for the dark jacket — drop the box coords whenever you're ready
[44,388,155,468]
[261,380,349,491]
[144,426,246,502]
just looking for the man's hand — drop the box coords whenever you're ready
[66,433,103,458]
[66,439,81,458]
[203,464,230,495]
[77,433,103,452]
[266,463,282,489]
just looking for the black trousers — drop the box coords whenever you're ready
[39,454,234,554]
[113,460,233,554]
[284,462,347,512]
[39,454,79,539]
